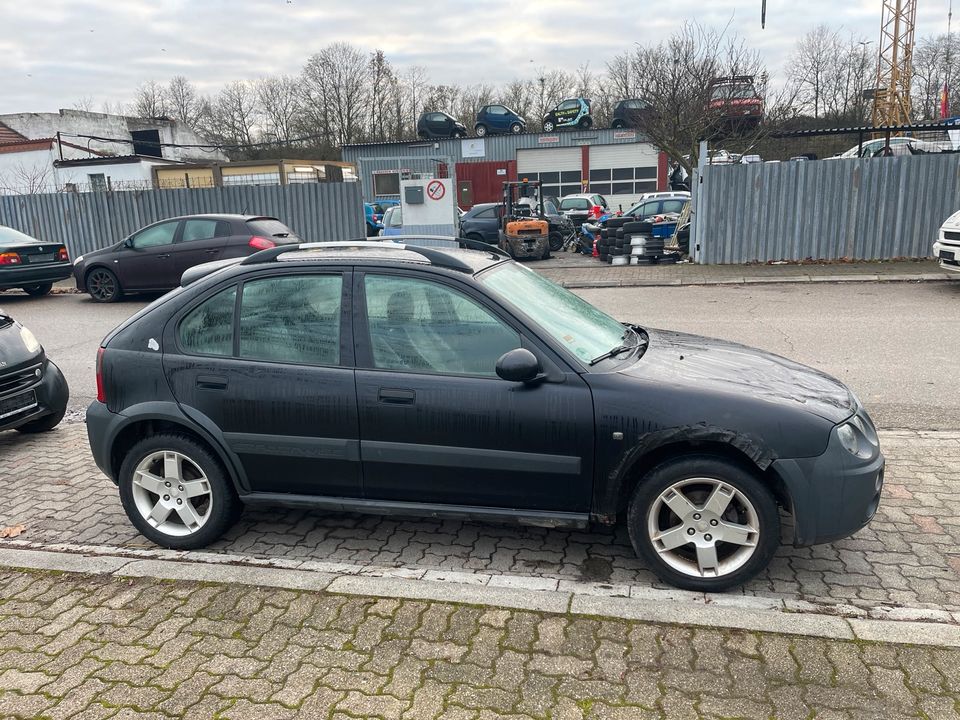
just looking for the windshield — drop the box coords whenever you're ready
[0,226,38,244]
[480,262,628,365]
[559,198,590,211]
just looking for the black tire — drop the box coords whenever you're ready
[611,119,625,129]
[118,433,242,550]
[600,229,609,239]
[599,253,608,261]
[616,229,625,239]
[475,124,487,137]
[627,455,780,592]
[86,267,122,303]
[579,116,593,129]
[541,245,551,260]
[548,232,564,252]
[543,120,555,132]
[605,217,629,229]
[15,406,66,433]
[23,283,53,297]
[624,221,653,234]
[510,122,523,134]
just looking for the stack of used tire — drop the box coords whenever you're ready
[597,218,670,264]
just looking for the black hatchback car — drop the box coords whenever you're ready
[73,214,299,302]
[87,240,884,591]
[416,111,467,139]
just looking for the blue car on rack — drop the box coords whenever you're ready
[474,104,526,137]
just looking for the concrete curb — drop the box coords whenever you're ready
[552,272,960,290]
[1,544,957,648]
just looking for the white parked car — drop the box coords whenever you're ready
[934,210,960,273]
[830,137,948,159]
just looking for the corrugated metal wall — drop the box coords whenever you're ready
[0,183,364,257]
[696,155,960,263]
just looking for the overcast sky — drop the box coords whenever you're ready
[1,0,956,116]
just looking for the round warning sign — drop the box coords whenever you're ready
[426,180,446,200]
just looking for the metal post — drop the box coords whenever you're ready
[56,131,63,162]
[691,139,709,264]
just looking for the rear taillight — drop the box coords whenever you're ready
[57,247,69,262]
[0,252,21,265]
[96,347,106,404]
[248,236,276,251]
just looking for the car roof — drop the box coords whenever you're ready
[560,193,599,200]
[181,240,509,288]
[148,214,277,224]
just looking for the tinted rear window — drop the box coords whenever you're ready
[247,219,296,238]
[559,198,590,210]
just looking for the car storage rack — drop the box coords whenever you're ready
[241,237,509,274]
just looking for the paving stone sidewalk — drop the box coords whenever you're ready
[1,423,959,618]
[537,256,957,288]
[1,567,958,720]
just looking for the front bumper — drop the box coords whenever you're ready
[0,359,69,432]
[933,240,960,272]
[772,421,884,547]
[0,261,73,290]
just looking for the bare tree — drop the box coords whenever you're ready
[454,83,496,129]
[301,43,372,147]
[500,79,535,120]
[368,50,394,141]
[0,162,55,194]
[787,25,841,119]
[206,81,259,151]
[131,80,169,118]
[912,33,960,120]
[256,75,302,143]
[167,76,208,127]
[399,65,430,137]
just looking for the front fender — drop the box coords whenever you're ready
[592,423,777,522]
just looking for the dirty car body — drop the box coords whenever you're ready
[85,240,883,591]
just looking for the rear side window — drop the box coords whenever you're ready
[181,219,231,243]
[239,275,342,365]
[473,207,497,219]
[247,218,295,239]
[179,286,237,356]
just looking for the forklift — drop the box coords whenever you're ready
[498,179,551,260]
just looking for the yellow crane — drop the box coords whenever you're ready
[872,0,918,125]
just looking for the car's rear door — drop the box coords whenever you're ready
[170,218,232,283]
[353,270,595,513]
[163,267,361,497]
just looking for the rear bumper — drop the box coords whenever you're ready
[85,400,124,482]
[501,234,549,259]
[0,359,69,432]
[772,428,884,547]
[0,262,73,289]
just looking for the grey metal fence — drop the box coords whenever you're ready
[695,154,960,264]
[0,182,365,257]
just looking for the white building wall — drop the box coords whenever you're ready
[55,160,164,189]
[0,144,89,193]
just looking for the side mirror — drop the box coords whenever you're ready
[496,348,542,384]
[123,237,134,248]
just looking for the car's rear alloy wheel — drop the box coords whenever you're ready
[87,268,121,303]
[628,456,779,591]
[119,434,240,549]
[23,283,53,297]
[475,124,487,137]
[510,122,523,134]
[543,120,555,132]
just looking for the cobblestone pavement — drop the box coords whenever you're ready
[1,567,958,720]
[1,423,959,618]
[536,255,955,288]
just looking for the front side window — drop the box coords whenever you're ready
[559,100,579,111]
[133,221,179,249]
[179,286,237,356]
[239,275,342,365]
[480,262,626,365]
[364,275,520,376]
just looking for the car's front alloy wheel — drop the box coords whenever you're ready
[628,456,779,591]
[543,120,555,132]
[119,434,240,549]
[86,268,121,302]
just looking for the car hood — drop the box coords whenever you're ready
[0,314,43,374]
[620,328,856,423]
[940,210,960,231]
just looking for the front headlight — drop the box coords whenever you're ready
[20,326,41,354]
[837,423,859,455]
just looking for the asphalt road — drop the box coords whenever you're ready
[2,280,958,429]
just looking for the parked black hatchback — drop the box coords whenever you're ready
[87,240,884,591]
[73,214,300,302]
[416,111,467,139]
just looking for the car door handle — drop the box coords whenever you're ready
[378,387,415,405]
[196,375,228,390]
[156,254,170,259]
[205,249,220,255]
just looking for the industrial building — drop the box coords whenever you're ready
[341,128,666,211]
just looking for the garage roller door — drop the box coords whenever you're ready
[517,148,582,199]
[589,143,659,211]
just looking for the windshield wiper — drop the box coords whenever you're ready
[589,329,641,366]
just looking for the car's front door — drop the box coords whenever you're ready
[163,269,361,497]
[118,220,182,290]
[353,271,595,513]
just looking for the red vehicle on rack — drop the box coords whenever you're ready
[708,75,763,129]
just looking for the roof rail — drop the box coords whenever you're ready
[240,237,508,274]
